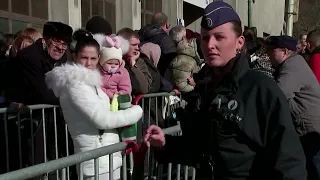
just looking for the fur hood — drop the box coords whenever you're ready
[93,33,130,55]
[45,62,102,97]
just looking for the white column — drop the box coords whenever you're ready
[48,0,82,30]
[115,0,141,32]
[162,0,183,27]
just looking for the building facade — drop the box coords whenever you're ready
[0,0,285,37]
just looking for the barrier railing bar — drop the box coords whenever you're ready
[133,92,177,106]
[0,125,181,180]
[3,112,10,172]
[0,104,59,114]
[109,154,113,180]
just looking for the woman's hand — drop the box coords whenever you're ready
[144,125,166,148]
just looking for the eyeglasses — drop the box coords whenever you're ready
[50,39,67,50]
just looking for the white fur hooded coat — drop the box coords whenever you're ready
[45,62,143,176]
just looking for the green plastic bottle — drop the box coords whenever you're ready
[118,94,137,141]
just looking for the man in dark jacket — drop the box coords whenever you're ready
[8,22,72,105]
[117,28,153,95]
[2,22,75,178]
[267,35,320,179]
[139,12,177,75]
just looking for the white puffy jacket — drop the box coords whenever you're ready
[45,63,143,176]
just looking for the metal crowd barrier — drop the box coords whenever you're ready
[0,104,67,175]
[0,92,195,179]
[0,125,185,180]
[133,92,192,179]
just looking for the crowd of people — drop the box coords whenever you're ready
[1,0,320,179]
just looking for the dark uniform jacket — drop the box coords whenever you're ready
[156,53,307,180]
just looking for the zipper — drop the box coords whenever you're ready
[98,129,104,145]
[99,136,103,144]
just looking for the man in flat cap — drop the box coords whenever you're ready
[8,21,72,105]
[267,35,320,179]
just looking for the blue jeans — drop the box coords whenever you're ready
[301,132,320,180]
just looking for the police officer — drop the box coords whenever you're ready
[144,2,307,180]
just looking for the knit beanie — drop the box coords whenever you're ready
[85,16,112,35]
[100,46,123,65]
[98,35,130,66]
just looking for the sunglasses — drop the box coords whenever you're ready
[50,39,68,50]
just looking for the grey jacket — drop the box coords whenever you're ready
[275,53,320,135]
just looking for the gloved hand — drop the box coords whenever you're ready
[123,141,148,166]
[123,140,139,155]
[133,142,148,166]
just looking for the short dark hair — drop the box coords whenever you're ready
[117,28,139,40]
[74,38,100,55]
[243,27,256,42]
[307,28,320,46]
[151,12,168,26]
[256,37,265,47]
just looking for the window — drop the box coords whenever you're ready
[92,0,104,17]
[81,0,91,27]
[12,20,28,34]
[31,0,49,19]
[141,0,162,27]
[81,0,116,33]
[0,0,48,34]
[0,0,8,11]
[0,18,9,34]
[32,24,44,33]
[104,1,115,33]
[11,0,29,16]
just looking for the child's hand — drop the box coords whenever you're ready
[118,92,132,102]
[187,76,196,87]
[172,89,180,95]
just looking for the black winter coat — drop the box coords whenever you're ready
[139,25,177,75]
[156,53,307,180]
[7,39,67,105]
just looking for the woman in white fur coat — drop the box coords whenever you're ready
[45,32,143,180]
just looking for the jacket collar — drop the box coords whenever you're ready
[312,45,320,55]
[214,53,250,88]
[45,62,102,97]
[198,53,250,95]
[273,53,297,78]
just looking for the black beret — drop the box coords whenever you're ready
[43,22,73,43]
[266,35,298,51]
[85,16,112,35]
[201,1,241,30]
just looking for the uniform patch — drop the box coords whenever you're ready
[227,100,238,111]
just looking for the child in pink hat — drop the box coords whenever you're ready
[97,35,131,99]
